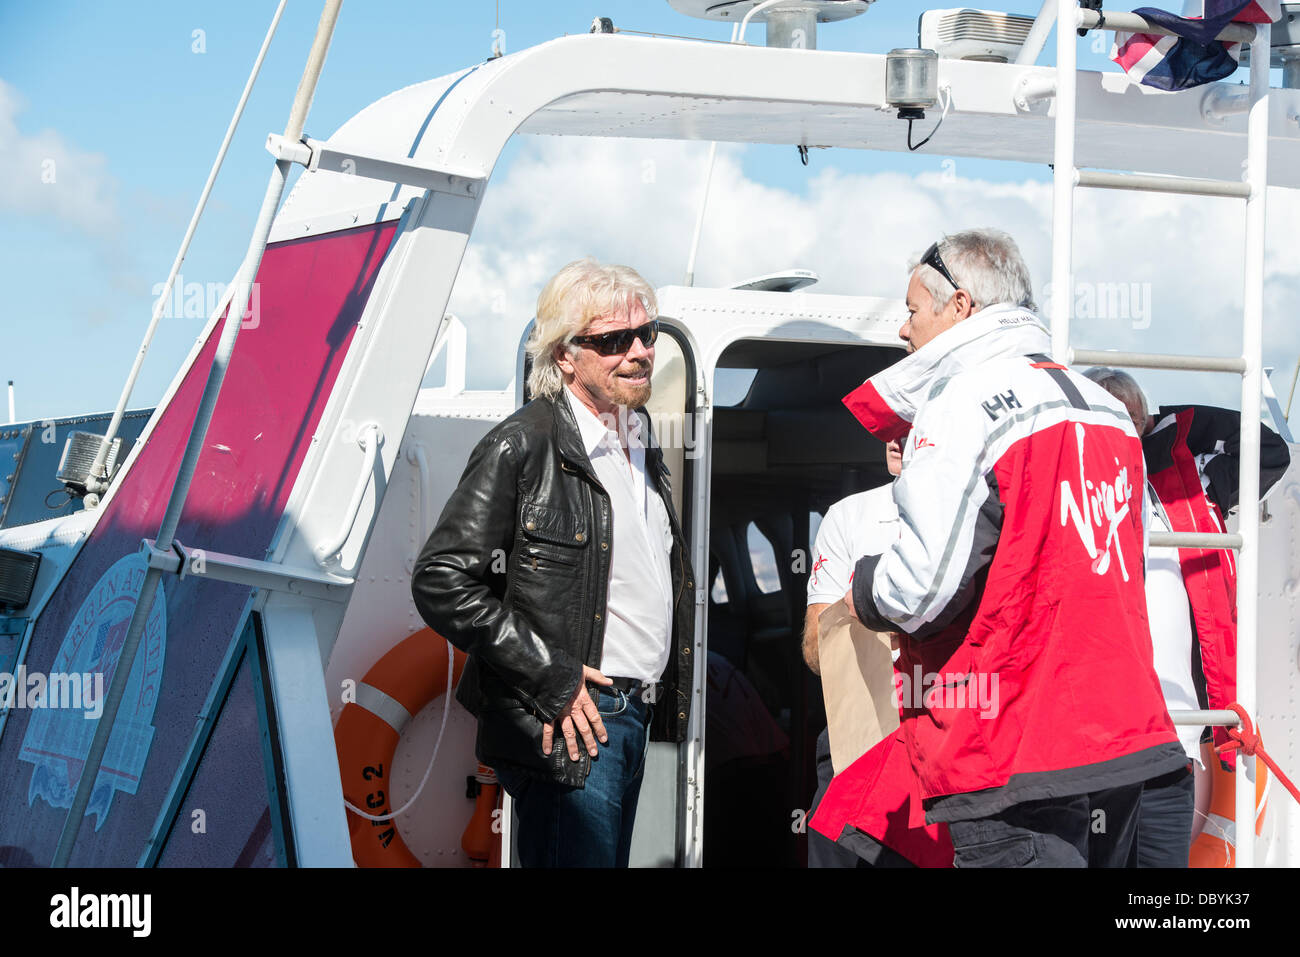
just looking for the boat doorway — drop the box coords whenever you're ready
[701,336,900,866]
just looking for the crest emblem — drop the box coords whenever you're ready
[19,552,166,830]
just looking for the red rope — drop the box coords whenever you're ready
[1216,703,1300,806]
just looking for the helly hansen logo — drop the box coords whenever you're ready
[982,390,1020,421]
[1059,423,1135,581]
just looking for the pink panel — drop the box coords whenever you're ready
[0,221,399,866]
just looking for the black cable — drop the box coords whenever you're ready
[45,487,74,510]
[907,102,948,152]
[908,118,939,151]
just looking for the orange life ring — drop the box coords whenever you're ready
[334,627,467,867]
[1189,753,1268,868]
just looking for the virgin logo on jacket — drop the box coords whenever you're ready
[1058,422,1137,581]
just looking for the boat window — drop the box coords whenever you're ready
[714,368,757,407]
[156,655,279,867]
[747,522,781,595]
[154,613,287,867]
[711,567,728,605]
[645,327,691,520]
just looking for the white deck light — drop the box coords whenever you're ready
[886,48,939,120]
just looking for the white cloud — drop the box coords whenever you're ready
[448,136,1300,418]
[0,78,120,236]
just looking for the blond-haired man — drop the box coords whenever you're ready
[412,258,694,867]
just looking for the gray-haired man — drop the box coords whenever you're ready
[840,229,1186,867]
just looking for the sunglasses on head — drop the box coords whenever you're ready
[570,319,659,356]
[921,240,960,293]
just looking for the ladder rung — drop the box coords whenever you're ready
[1070,349,1245,374]
[1075,169,1252,199]
[1149,531,1242,549]
[1170,709,1241,728]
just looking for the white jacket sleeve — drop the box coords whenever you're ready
[850,375,1004,639]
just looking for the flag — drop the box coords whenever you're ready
[1111,2,1281,91]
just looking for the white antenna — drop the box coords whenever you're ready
[6,380,13,424]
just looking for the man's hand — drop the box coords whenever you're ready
[542,665,613,760]
[843,587,859,623]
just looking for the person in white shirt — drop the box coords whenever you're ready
[803,439,905,867]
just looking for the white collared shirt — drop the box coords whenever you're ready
[807,484,899,605]
[807,483,902,662]
[564,387,674,682]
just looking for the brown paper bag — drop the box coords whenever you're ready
[817,600,900,776]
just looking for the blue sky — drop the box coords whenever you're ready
[1,1,1292,423]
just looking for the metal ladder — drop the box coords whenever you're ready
[1048,0,1273,868]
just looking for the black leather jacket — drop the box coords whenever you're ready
[411,392,695,787]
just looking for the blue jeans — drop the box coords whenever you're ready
[495,687,653,868]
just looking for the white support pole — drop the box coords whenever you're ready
[6,381,13,424]
[1015,0,1058,66]
[684,141,718,287]
[1235,20,1271,871]
[1050,0,1078,363]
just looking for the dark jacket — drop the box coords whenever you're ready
[411,391,695,787]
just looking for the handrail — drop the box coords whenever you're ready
[1171,709,1242,727]
[1077,8,1257,43]
[316,423,383,567]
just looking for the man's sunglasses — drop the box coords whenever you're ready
[920,241,960,293]
[570,320,659,356]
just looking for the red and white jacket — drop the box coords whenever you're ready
[1143,404,1290,770]
[842,304,1186,824]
